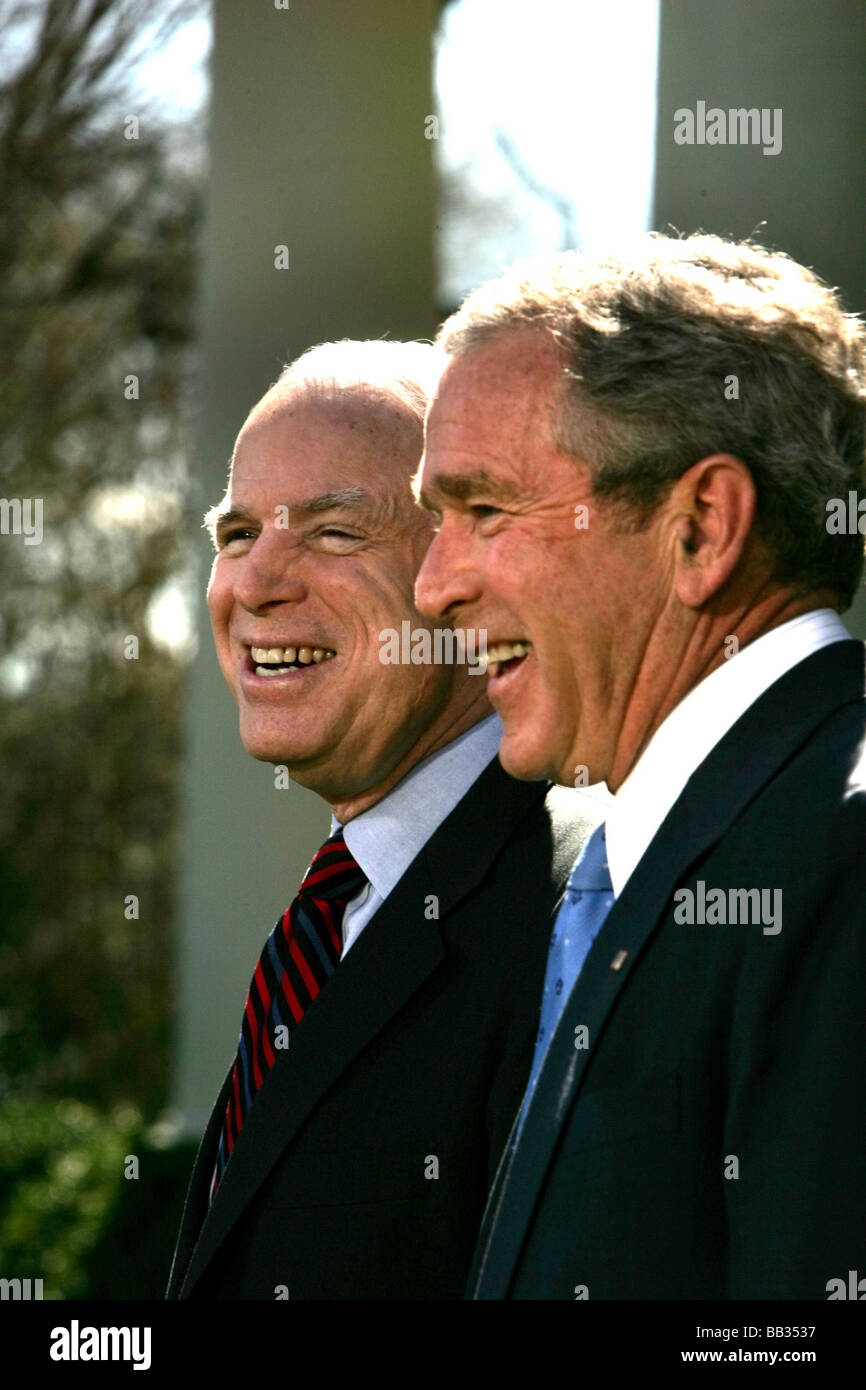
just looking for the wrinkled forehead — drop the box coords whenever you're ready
[421,332,564,485]
[222,384,428,532]
[431,332,561,435]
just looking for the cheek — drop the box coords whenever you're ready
[206,564,234,643]
[406,525,436,580]
[486,529,546,598]
[527,638,580,734]
[206,583,225,631]
[348,564,422,630]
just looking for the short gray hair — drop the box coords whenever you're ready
[438,233,866,610]
[275,338,444,423]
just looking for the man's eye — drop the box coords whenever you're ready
[471,505,499,520]
[220,527,257,547]
[315,527,365,550]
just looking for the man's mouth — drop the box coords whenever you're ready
[484,640,532,678]
[249,644,337,676]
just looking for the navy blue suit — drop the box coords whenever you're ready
[470,641,866,1300]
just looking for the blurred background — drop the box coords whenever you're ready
[0,0,864,1298]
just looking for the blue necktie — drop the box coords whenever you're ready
[518,822,613,1126]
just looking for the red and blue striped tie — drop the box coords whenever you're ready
[210,831,367,1202]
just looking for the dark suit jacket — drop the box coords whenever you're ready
[469,639,866,1300]
[166,757,601,1300]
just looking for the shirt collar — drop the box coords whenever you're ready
[329,714,503,901]
[604,608,851,898]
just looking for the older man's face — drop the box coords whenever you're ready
[207,388,460,803]
[415,332,668,788]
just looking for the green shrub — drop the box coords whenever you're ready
[0,1096,197,1299]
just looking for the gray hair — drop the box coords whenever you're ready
[438,233,866,609]
[275,338,444,423]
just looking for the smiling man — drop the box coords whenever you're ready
[166,339,600,1301]
[415,234,866,1299]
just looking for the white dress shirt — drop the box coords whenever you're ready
[604,608,852,898]
[330,714,503,955]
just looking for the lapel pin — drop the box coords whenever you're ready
[610,949,628,971]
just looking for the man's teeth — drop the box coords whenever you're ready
[485,640,531,677]
[251,645,336,674]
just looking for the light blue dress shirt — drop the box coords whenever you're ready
[330,713,503,954]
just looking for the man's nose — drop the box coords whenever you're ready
[233,531,308,613]
[415,518,482,621]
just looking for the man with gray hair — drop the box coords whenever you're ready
[415,233,866,1299]
[166,339,600,1300]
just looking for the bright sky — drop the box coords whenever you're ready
[435,0,660,301]
[129,13,211,116]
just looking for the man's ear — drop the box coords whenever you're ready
[669,455,757,608]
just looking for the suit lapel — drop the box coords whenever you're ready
[179,863,445,1297]
[165,1070,232,1298]
[471,640,866,1297]
[466,873,576,1297]
[176,758,549,1297]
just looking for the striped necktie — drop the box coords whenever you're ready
[210,831,367,1202]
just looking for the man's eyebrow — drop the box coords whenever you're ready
[203,487,394,547]
[296,487,369,514]
[291,487,399,528]
[418,470,524,510]
[203,502,255,547]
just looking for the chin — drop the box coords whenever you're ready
[243,741,295,765]
[238,726,302,766]
[497,731,556,784]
